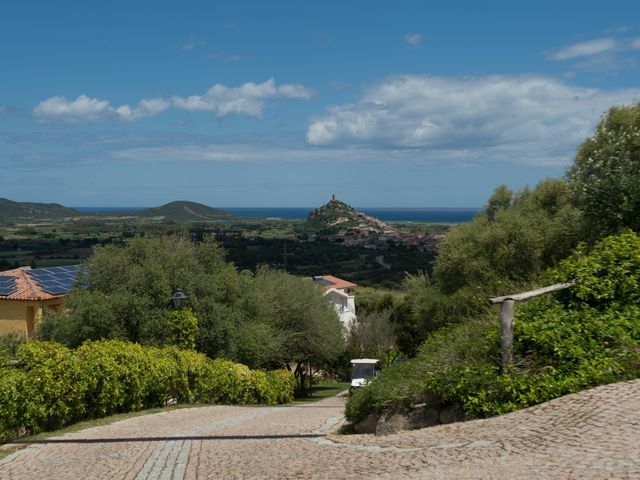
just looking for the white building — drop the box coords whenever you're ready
[313,275,357,332]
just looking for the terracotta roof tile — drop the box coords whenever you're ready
[0,267,64,301]
[314,275,357,293]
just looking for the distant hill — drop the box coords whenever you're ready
[0,198,81,221]
[303,196,436,250]
[134,201,232,222]
[305,195,360,233]
[305,195,398,236]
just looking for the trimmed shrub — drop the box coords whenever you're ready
[0,340,295,442]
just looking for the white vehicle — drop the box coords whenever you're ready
[349,358,379,394]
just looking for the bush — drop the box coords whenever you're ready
[0,340,295,442]
[165,308,199,350]
[346,231,640,424]
[0,333,26,361]
[389,179,583,356]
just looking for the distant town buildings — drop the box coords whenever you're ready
[304,195,442,252]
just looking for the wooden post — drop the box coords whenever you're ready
[500,299,515,369]
[489,281,575,371]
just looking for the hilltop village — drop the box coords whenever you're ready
[303,195,442,252]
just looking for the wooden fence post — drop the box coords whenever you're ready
[500,299,515,369]
[490,281,575,371]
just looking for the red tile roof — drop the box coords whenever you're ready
[0,267,64,301]
[315,275,357,293]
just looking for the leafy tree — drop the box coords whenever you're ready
[246,267,344,368]
[486,185,513,220]
[354,287,403,317]
[568,102,640,238]
[434,178,582,294]
[38,236,343,372]
[347,310,396,359]
[40,236,219,347]
[390,179,583,356]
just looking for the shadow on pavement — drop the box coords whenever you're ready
[2,433,327,445]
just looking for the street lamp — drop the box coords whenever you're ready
[171,289,187,309]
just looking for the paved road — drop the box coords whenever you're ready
[1,380,639,479]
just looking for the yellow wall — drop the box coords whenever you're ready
[0,299,61,338]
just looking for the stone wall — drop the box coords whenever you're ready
[354,402,465,435]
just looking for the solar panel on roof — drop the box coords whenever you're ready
[27,265,82,295]
[0,276,16,296]
[44,286,68,295]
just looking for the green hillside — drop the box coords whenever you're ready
[0,198,81,221]
[134,201,232,222]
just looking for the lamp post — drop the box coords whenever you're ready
[171,289,187,309]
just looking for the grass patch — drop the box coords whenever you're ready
[292,381,350,405]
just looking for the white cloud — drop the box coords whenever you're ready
[34,95,113,123]
[549,37,618,60]
[33,95,170,123]
[306,74,640,165]
[548,36,640,62]
[171,78,315,117]
[115,98,171,121]
[33,79,314,123]
[404,33,422,47]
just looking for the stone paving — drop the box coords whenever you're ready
[1,380,639,479]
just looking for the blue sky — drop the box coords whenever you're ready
[1,0,639,207]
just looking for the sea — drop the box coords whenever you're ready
[73,207,480,223]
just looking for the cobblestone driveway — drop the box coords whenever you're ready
[1,380,639,479]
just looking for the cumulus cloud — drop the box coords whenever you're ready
[306,74,640,165]
[115,98,171,121]
[34,95,113,123]
[171,78,315,117]
[404,33,422,47]
[33,79,313,123]
[33,95,170,123]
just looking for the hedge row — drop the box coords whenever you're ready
[0,340,295,441]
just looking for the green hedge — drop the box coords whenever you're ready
[0,340,295,442]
